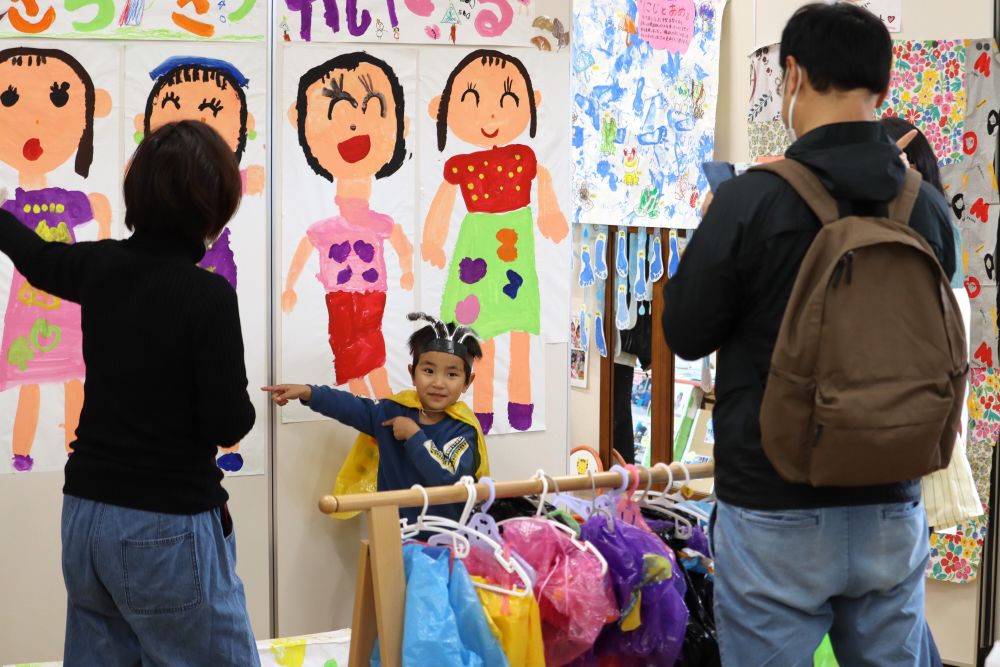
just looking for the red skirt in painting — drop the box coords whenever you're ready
[325,290,387,385]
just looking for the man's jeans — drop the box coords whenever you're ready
[712,499,935,666]
[61,495,260,666]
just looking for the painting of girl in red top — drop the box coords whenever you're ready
[284,53,414,399]
[424,50,568,432]
[0,48,113,471]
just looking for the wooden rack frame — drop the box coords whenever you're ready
[318,462,714,667]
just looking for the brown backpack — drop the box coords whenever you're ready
[752,159,968,487]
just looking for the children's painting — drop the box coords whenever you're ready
[0,43,120,473]
[280,45,417,423]
[278,0,534,45]
[0,0,265,40]
[419,47,571,434]
[572,0,728,229]
[123,44,269,474]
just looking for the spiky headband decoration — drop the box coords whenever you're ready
[407,312,482,364]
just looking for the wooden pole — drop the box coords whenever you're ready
[319,462,713,515]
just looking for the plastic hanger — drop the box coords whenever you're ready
[401,484,472,558]
[638,463,694,539]
[419,479,534,597]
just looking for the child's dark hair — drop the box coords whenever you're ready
[296,52,406,182]
[436,49,537,151]
[0,48,96,178]
[882,116,945,194]
[145,57,250,162]
[408,319,483,382]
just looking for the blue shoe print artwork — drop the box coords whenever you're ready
[667,230,681,279]
[595,313,608,357]
[579,244,595,287]
[615,283,630,330]
[580,307,589,349]
[649,231,664,282]
[616,229,629,278]
[635,249,648,311]
[594,230,608,279]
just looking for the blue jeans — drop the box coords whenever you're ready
[712,499,934,666]
[61,495,259,666]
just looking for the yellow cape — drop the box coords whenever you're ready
[329,390,490,519]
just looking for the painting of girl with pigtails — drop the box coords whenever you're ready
[423,49,568,433]
[0,47,113,471]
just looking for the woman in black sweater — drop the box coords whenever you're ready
[0,121,259,665]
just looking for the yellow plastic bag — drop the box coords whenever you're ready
[330,434,381,519]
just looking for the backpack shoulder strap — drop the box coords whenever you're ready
[887,170,923,226]
[750,159,840,225]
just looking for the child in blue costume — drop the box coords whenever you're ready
[263,313,489,524]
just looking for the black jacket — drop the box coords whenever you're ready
[663,122,956,510]
[0,210,255,514]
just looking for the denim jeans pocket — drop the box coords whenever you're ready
[881,500,922,521]
[738,507,821,529]
[123,531,202,615]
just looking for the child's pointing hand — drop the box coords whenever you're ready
[261,384,312,406]
[382,416,421,441]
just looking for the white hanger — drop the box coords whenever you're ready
[658,461,711,522]
[401,484,472,558]
[638,463,694,540]
[419,478,533,597]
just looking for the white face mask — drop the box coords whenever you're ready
[784,67,803,143]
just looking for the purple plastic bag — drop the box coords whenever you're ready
[580,516,688,666]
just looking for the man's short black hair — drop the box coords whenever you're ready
[780,2,892,95]
[124,120,242,245]
[408,322,483,382]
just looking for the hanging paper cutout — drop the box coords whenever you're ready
[593,227,608,279]
[614,260,630,332]
[649,229,664,282]
[579,304,588,351]
[615,228,628,278]
[579,225,595,287]
[667,229,681,278]
[595,276,608,357]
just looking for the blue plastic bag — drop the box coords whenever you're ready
[371,543,508,667]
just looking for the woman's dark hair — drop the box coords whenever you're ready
[0,47,96,178]
[408,322,483,382]
[295,52,406,182]
[882,116,944,194]
[436,49,537,151]
[123,121,242,244]
[780,3,892,95]
[144,61,249,162]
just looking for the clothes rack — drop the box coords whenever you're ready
[317,462,715,667]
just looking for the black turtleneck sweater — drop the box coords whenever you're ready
[0,208,254,514]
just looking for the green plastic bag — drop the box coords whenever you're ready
[814,635,839,667]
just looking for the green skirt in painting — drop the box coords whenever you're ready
[440,207,539,340]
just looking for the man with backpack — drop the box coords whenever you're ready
[663,3,963,664]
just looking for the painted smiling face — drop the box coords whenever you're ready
[300,61,401,181]
[440,55,539,149]
[0,51,94,179]
[144,66,249,161]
